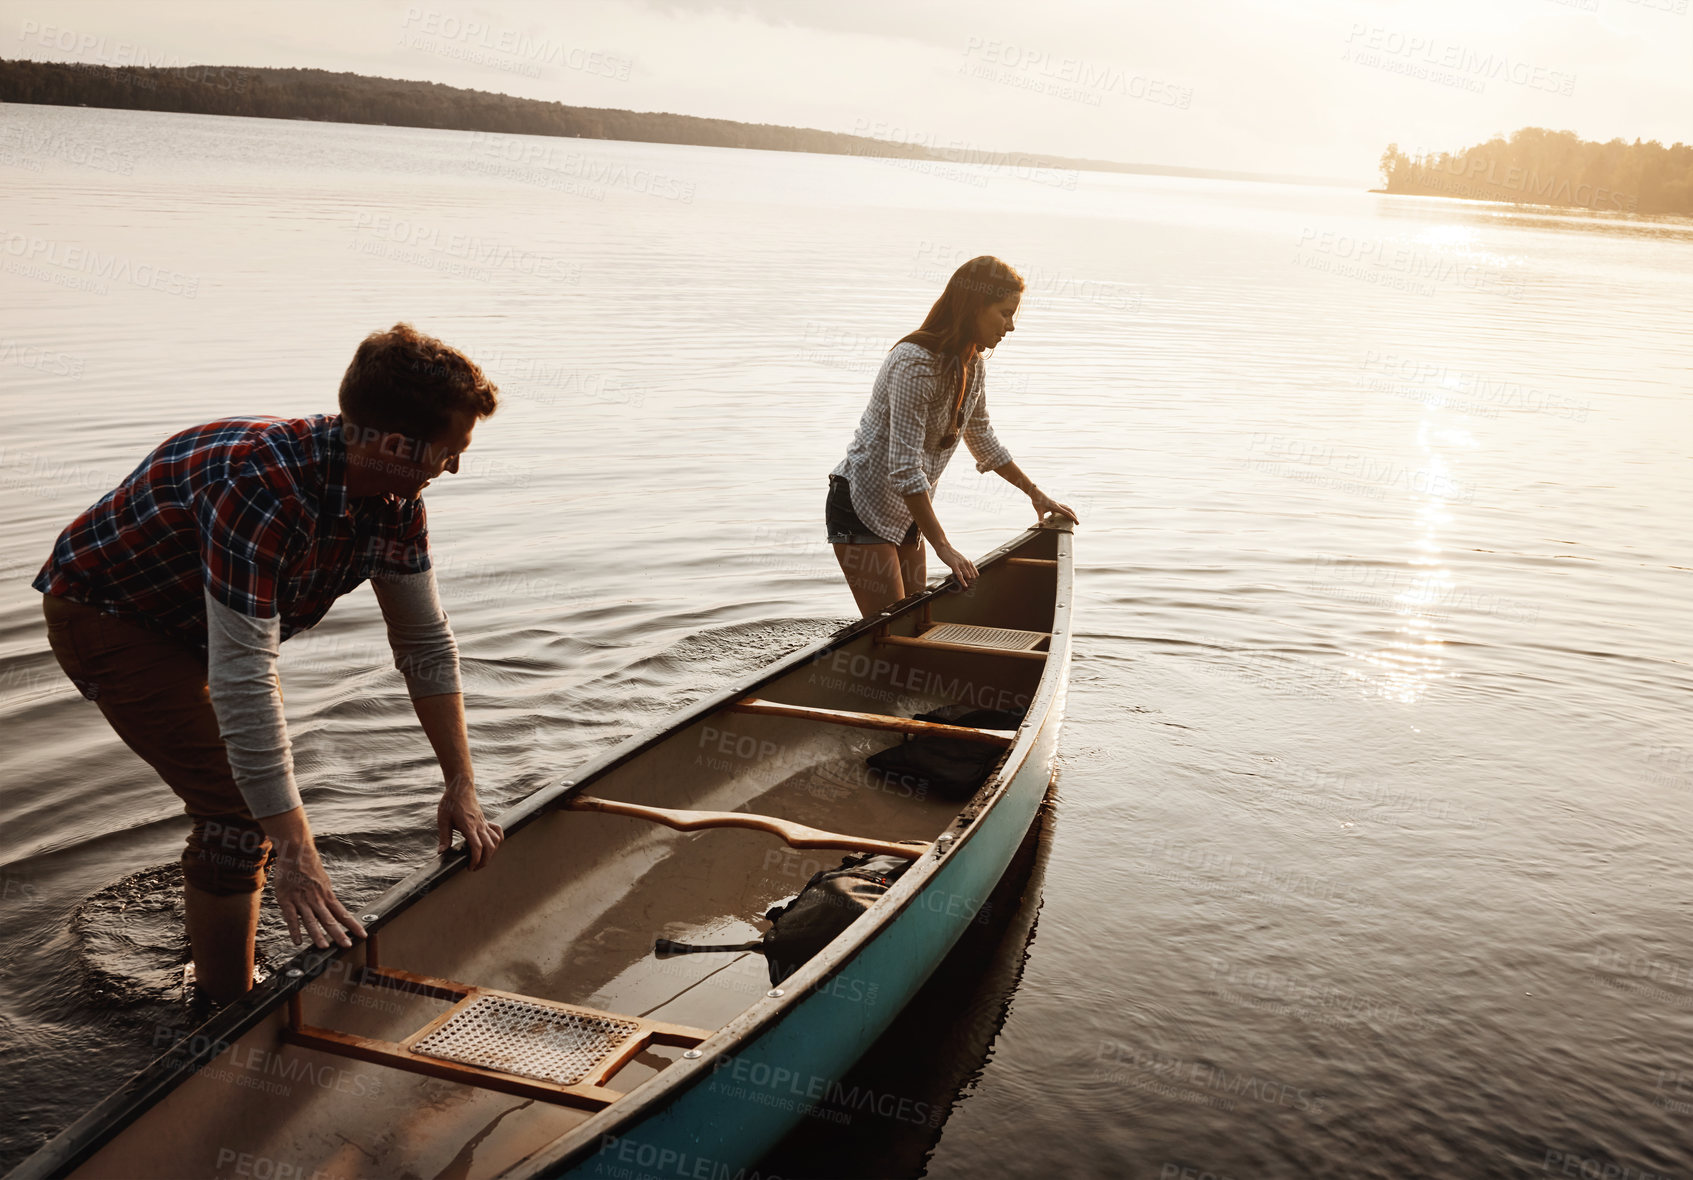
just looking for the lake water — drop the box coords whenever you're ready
[1,104,1690,1178]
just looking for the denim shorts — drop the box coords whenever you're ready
[825,476,918,546]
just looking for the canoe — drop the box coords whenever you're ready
[12,516,1074,1180]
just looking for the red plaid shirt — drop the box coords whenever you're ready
[33,414,430,649]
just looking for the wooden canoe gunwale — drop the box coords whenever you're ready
[9,517,1071,1180]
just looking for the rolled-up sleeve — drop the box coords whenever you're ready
[963,383,1014,474]
[884,351,937,497]
[371,569,462,699]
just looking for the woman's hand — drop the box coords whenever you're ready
[936,542,980,589]
[1030,488,1079,524]
[438,778,504,869]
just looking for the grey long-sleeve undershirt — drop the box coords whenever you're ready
[204,570,462,819]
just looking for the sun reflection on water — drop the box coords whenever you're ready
[1348,416,1477,703]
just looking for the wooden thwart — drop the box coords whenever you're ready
[731,698,1016,745]
[566,795,931,860]
[284,962,713,1111]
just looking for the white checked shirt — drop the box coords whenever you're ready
[831,341,1014,543]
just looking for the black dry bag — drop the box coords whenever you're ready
[863,704,1025,801]
[654,852,912,986]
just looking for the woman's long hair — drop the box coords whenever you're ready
[897,255,1024,361]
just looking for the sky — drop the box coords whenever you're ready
[4,0,1689,183]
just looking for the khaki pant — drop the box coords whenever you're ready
[42,595,274,895]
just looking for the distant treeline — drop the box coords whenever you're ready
[0,58,950,159]
[1379,128,1692,216]
[0,58,1338,187]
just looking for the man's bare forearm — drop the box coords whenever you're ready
[412,691,503,868]
[258,805,315,864]
[412,691,474,791]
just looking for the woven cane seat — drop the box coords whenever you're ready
[411,994,641,1085]
[919,622,1049,651]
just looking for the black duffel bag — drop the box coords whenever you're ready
[863,704,1025,801]
[654,852,913,986]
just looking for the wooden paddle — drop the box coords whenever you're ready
[565,795,930,860]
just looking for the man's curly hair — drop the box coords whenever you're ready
[338,323,499,441]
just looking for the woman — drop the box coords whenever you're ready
[827,255,1078,616]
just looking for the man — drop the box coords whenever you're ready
[34,323,505,1004]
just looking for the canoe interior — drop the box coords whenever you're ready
[49,526,1063,1180]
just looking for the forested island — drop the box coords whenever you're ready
[1379,128,1692,215]
[0,58,1342,186]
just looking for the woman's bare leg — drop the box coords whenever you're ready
[833,542,904,617]
[897,536,926,598]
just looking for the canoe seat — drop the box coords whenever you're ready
[874,621,1051,661]
[413,993,640,1085]
[917,622,1049,651]
[284,959,712,1110]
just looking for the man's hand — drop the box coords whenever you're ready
[438,778,504,869]
[1030,488,1079,524]
[260,808,366,949]
[409,694,502,868]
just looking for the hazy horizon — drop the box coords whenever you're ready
[3,0,1688,185]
